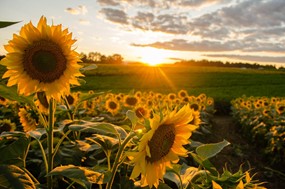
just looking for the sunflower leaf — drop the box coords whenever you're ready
[0,164,36,189]
[126,110,139,128]
[48,165,111,187]
[27,128,47,140]
[196,140,230,161]
[0,135,30,167]
[68,120,127,139]
[0,21,21,28]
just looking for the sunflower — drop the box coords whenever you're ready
[124,95,139,107]
[177,89,188,98]
[0,119,16,134]
[129,104,198,188]
[18,107,38,132]
[0,96,8,106]
[134,105,150,119]
[105,98,120,116]
[167,93,176,101]
[1,16,83,101]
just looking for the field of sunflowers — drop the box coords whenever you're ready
[0,16,284,189]
[231,96,285,166]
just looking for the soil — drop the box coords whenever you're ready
[196,115,285,189]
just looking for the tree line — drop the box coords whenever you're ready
[79,52,124,64]
[174,59,281,70]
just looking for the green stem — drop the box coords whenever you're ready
[52,130,72,160]
[106,150,112,171]
[105,132,136,189]
[23,142,31,168]
[47,98,55,189]
[37,139,48,174]
[63,96,73,120]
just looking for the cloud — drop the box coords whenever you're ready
[99,8,128,24]
[204,54,285,64]
[131,39,240,51]
[131,12,190,34]
[65,5,88,15]
[180,0,227,7]
[131,38,285,53]
[97,0,120,6]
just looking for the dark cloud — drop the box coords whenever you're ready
[131,38,285,53]
[204,54,285,64]
[132,11,155,30]
[132,39,243,51]
[65,5,88,15]
[180,0,226,7]
[131,13,190,34]
[99,8,128,24]
[97,0,120,6]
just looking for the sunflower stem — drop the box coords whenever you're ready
[52,130,72,160]
[36,138,48,174]
[47,98,55,189]
[105,131,136,189]
[63,96,74,120]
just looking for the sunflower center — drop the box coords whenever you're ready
[125,97,138,106]
[23,40,67,83]
[108,101,118,110]
[147,124,175,163]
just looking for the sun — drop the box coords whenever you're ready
[139,48,169,66]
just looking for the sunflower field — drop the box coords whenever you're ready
[231,96,285,166]
[0,16,272,189]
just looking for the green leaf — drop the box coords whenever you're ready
[126,110,139,129]
[189,152,218,176]
[0,21,21,28]
[0,83,34,105]
[68,120,127,139]
[49,165,111,188]
[27,128,47,140]
[87,134,119,151]
[196,140,230,161]
[0,135,30,167]
[164,171,180,188]
[157,182,173,189]
[0,165,36,189]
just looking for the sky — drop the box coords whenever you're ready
[1,0,285,67]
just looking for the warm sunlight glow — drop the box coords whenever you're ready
[139,48,170,66]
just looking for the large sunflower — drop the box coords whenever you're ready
[1,16,83,101]
[129,104,199,188]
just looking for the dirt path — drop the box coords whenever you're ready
[203,115,285,189]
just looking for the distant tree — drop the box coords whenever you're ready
[100,55,107,64]
[79,52,88,63]
[110,54,123,64]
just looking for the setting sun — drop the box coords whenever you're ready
[139,48,170,66]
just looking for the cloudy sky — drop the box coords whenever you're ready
[1,0,285,66]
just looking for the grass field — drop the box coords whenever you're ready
[1,63,285,112]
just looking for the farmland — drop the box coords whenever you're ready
[75,63,285,111]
